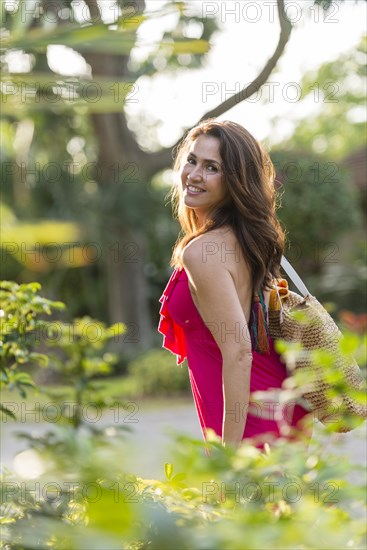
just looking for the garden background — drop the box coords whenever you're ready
[1,0,366,548]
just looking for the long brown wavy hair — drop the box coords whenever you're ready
[167,119,285,294]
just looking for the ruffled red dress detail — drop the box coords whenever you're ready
[158,267,187,366]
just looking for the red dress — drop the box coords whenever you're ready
[158,267,309,447]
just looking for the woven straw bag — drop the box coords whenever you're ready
[267,256,367,433]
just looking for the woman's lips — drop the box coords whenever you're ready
[186,184,206,194]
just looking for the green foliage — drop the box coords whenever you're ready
[1,430,366,549]
[0,280,65,417]
[315,0,366,11]
[313,259,367,315]
[271,149,361,272]
[278,36,366,159]
[44,316,126,428]
[1,2,214,115]
[127,348,190,397]
[0,279,128,428]
[274,324,367,432]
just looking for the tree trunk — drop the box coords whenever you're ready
[106,226,153,358]
[88,112,154,357]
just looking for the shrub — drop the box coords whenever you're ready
[127,348,190,396]
[0,280,65,419]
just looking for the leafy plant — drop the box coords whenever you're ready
[271,149,361,275]
[127,348,190,397]
[0,280,65,419]
[44,316,126,429]
[1,430,366,549]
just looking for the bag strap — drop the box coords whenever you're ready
[280,255,310,298]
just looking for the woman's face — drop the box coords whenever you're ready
[180,134,229,225]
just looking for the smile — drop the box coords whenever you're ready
[186,185,206,194]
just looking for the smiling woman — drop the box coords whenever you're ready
[181,134,228,226]
[158,119,311,451]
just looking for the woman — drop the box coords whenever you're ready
[158,119,311,450]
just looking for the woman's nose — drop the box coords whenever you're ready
[188,164,204,181]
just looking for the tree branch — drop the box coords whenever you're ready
[198,0,292,120]
[84,0,102,22]
[146,0,293,176]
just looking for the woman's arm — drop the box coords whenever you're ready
[182,235,253,449]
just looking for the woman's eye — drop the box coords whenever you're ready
[207,164,217,172]
[187,157,195,165]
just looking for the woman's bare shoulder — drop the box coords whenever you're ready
[182,226,237,266]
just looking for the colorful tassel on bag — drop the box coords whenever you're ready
[250,290,270,354]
